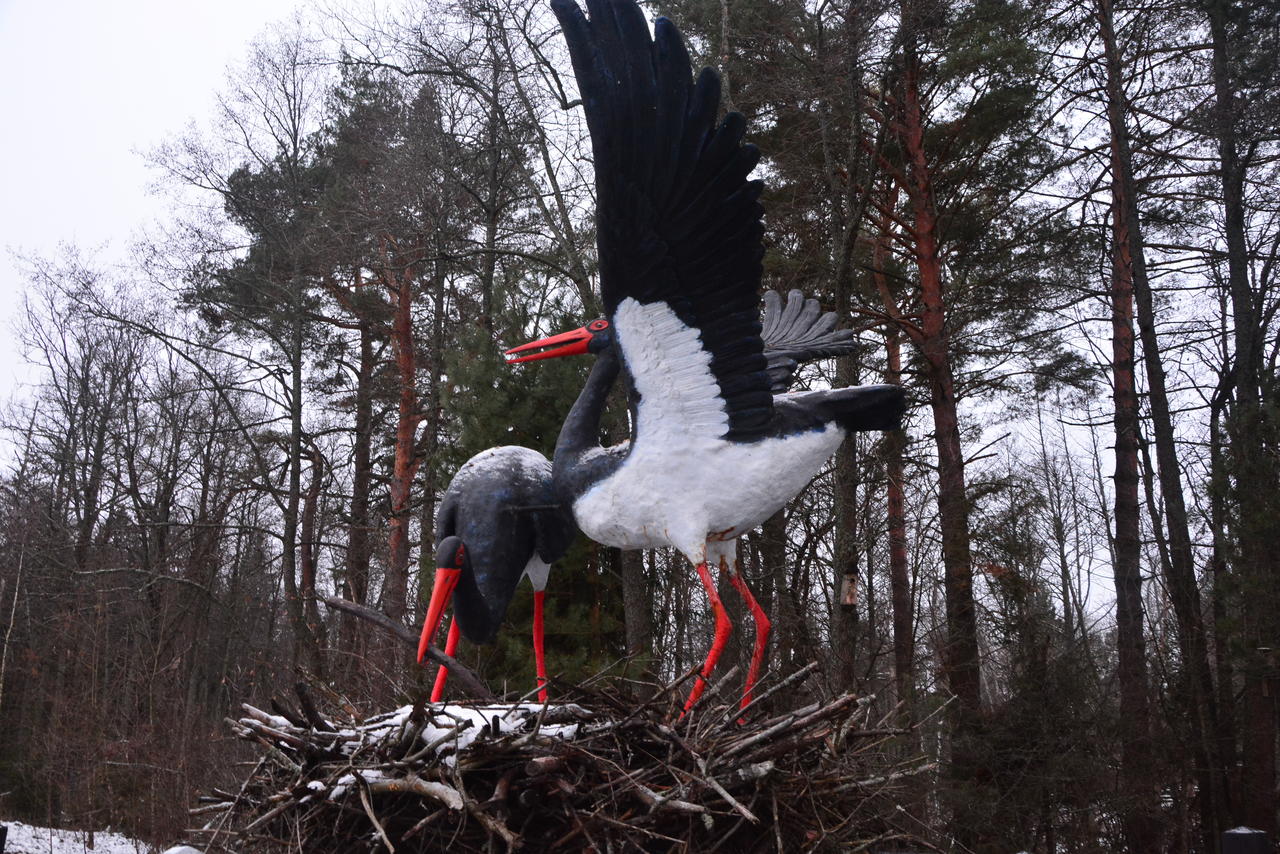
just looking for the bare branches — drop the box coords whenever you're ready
[192,668,926,853]
[320,595,495,701]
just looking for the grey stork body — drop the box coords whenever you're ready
[417,446,577,702]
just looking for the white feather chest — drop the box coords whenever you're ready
[571,299,845,558]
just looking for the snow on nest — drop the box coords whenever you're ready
[0,820,158,853]
[360,706,586,757]
[334,702,590,766]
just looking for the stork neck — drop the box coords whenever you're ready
[555,346,621,463]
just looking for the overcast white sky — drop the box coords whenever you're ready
[0,0,306,402]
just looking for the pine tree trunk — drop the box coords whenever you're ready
[416,261,448,621]
[759,510,793,679]
[342,313,375,665]
[871,190,914,715]
[900,41,981,735]
[282,277,309,673]
[831,364,861,694]
[894,31,986,845]
[1099,2,1230,841]
[884,331,913,714]
[300,444,326,676]
[384,259,422,639]
[620,548,654,692]
[1204,0,1276,834]
[1099,3,1157,838]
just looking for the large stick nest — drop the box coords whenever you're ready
[188,665,934,852]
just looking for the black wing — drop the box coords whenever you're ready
[760,290,857,393]
[553,0,772,440]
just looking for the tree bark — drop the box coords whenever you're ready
[299,442,326,676]
[899,37,981,733]
[870,185,914,714]
[342,309,375,664]
[282,277,310,673]
[1204,0,1276,834]
[890,26,987,846]
[1098,0,1230,841]
[883,330,913,713]
[620,548,654,692]
[415,259,448,621]
[383,254,423,638]
[1099,5,1157,843]
[831,361,861,694]
[759,510,794,682]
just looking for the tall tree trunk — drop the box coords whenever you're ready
[870,186,914,714]
[282,278,309,672]
[831,361,861,694]
[894,26,985,845]
[384,257,422,639]
[1209,390,1240,795]
[299,443,326,676]
[1204,0,1276,834]
[416,261,448,602]
[899,35,981,738]
[620,548,654,692]
[883,330,913,713]
[1099,1,1230,842]
[759,510,794,682]
[1098,4,1157,838]
[342,313,375,665]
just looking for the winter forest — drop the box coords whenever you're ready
[0,0,1276,850]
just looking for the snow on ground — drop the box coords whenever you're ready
[0,821,161,853]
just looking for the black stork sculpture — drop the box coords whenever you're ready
[505,0,905,715]
[417,446,577,702]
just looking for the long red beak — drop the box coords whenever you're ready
[417,567,462,664]
[504,326,592,364]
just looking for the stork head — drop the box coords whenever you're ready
[417,536,469,665]
[504,318,613,363]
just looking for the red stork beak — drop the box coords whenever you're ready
[417,540,466,664]
[504,326,592,364]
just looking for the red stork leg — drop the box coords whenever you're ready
[430,619,461,702]
[684,561,733,712]
[533,590,548,702]
[727,571,771,711]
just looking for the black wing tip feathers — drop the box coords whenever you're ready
[836,385,908,432]
[561,0,774,440]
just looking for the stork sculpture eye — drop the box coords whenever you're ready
[588,319,609,331]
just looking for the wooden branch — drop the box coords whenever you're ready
[295,682,336,733]
[320,595,495,701]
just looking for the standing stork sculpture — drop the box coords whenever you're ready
[505,0,906,713]
[417,446,577,702]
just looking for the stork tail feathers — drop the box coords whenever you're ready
[822,384,907,433]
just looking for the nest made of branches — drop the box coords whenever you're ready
[187,663,935,853]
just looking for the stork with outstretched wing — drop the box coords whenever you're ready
[506,0,905,712]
